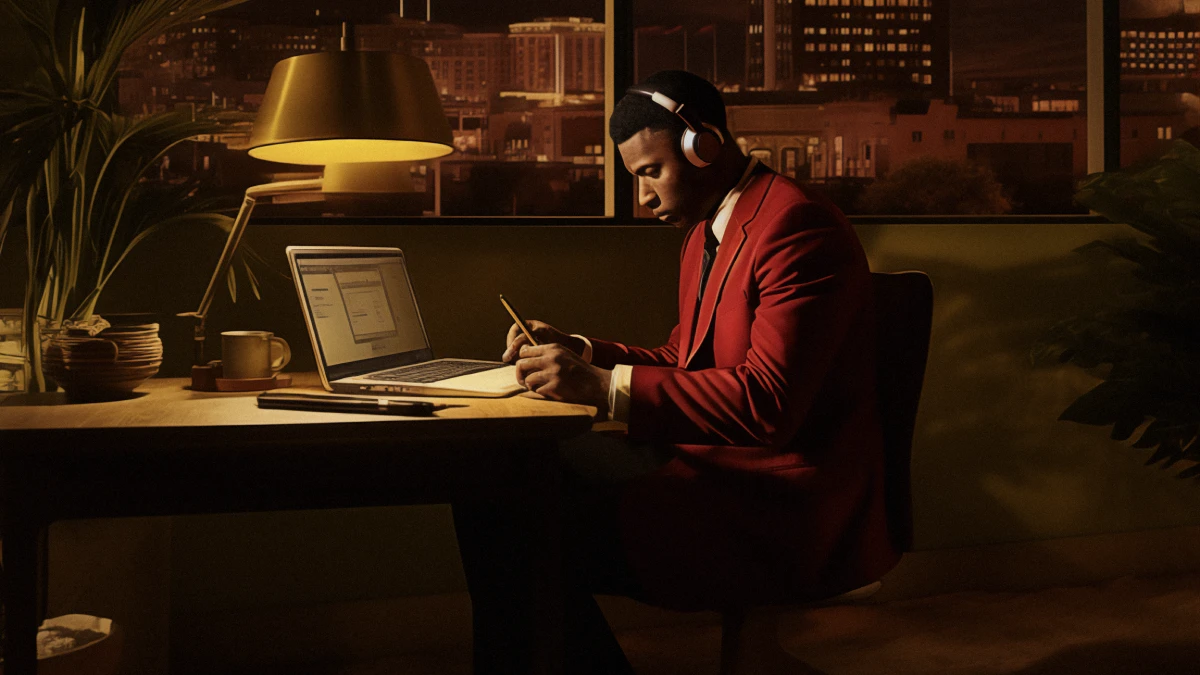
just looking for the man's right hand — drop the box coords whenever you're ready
[503,320,586,363]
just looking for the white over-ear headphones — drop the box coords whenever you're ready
[626,87,726,168]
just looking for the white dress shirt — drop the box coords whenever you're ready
[574,158,760,422]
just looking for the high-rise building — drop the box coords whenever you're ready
[240,24,341,81]
[508,17,604,98]
[1118,6,1200,167]
[746,0,949,98]
[423,32,511,101]
[138,16,247,80]
[1119,12,1200,81]
[356,15,464,54]
[746,0,794,90]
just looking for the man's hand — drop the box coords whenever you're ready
[514,343,611,415]
[502,320,586,363]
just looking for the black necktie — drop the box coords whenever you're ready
[698,221,719,303]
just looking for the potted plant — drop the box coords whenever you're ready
[0,0,252,392]
[1034,140,1200,480]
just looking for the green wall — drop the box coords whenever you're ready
[856,223,1200,548]
[5,220,1200,620]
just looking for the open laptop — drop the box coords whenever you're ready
[286,246,523,397]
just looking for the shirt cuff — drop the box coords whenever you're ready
[572,334,594,363]
[608,364,633,423]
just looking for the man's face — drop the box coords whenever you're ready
[618,128,705,228]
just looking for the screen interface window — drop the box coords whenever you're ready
[298,257,428,366]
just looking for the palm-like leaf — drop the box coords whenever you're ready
[0,0,250,392]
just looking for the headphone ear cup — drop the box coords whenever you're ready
[681,128,722,168]
[694,129,723,166]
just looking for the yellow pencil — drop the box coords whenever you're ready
[499,294,540,346]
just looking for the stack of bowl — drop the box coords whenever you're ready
[44,319,162,402]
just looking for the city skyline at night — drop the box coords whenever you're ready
[202,0,1090,87]
[110,1,1200,216]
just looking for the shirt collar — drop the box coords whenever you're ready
[710,157,760,245]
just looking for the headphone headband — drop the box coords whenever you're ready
[625,86,725,168]
[626,88,696,131]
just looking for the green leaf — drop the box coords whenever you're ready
[1059,381,1131,426]
[1133,420,1172,449]
[1145,436,1182,467]
[225,264,237,304]
[1175,463,1200,480]
[0,199,12,258]
[1111,414,1145,442]
[243,260,261,301]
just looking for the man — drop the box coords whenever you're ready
[452,71,899,674]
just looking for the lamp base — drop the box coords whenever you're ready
[190,363,222,391]
[189,363,292,392]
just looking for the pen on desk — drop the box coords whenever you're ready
[499,294,540,347]
[256,392,461,416]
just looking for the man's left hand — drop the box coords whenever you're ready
[514,343,611,415]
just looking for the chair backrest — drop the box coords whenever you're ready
[870,271,933,554]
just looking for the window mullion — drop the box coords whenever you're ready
[1088,0,1121,174]
[609,0,635,219]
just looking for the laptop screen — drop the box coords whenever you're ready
[292,251,433,379]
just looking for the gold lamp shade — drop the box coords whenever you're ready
[248,51,454,165]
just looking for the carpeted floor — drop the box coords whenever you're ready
[334,573,1200,675]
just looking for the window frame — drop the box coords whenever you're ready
[253,0,1120,227]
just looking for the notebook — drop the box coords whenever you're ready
[286,246,523,397]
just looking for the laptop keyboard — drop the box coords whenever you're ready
[366,360,505,384]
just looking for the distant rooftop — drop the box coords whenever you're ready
[509,17,604,32]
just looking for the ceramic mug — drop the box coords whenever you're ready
[221,331,291,380]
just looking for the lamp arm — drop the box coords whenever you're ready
[178,177,323,365]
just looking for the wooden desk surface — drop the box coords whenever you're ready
[0,373,582,675]
[0,374,597,450]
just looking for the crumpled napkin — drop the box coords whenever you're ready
[62,315,111,336]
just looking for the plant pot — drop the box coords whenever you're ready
[34,319,62,393]
[0,614,122,675]
[43,317,162,402]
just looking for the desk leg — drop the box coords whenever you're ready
[527,440,565,675]
[3,518,46,675]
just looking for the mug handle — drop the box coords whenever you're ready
[269,337,291,373]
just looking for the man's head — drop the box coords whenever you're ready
[610,71,742,228]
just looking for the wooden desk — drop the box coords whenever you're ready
[0,376,596,675]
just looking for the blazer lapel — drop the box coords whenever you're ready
[684,172,776,369]
[677,221,708,367]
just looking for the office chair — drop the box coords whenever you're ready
[717,270,934,675]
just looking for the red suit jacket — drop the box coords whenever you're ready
[587,167,900,611]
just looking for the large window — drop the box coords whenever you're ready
[1118,0,1200,168]
[117,0,607,218]
[116,1,1148,221]
[634,0,1089,216]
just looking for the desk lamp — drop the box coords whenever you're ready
[181,36,453,387]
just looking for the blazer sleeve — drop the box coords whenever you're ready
[586,327,681,370]
[584,221,697,370]
[626,202,869,448]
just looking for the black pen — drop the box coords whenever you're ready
[257,392,456,416]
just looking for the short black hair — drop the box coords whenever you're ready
[609,70,728,145]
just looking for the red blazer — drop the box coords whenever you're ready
[587,168,900,611]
